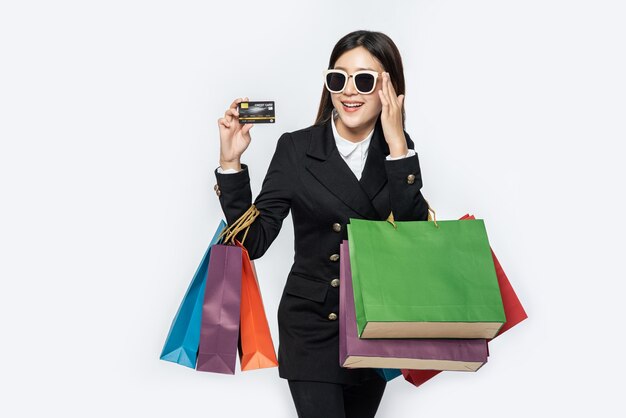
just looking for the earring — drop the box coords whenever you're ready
[332,108,338,119]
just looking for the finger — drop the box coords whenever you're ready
[386,73,397,96]
[382,73,393,106]
[398,94,405,108]
[225,108,239,118]
[378,73,387,107]
[224,108,240,124]
[241,122,253,134]
[230,97,244,110]
[381,72,387,97]
[218,117,231,129]
[378,89,389,111]
[385,73,399,108]
[381,73,391,107]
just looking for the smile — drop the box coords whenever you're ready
[341,102,363,108]
[341,102,363,112]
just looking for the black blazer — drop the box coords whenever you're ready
[214,115,428,384]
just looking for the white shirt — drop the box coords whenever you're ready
[217,115,415,178]
[331,115,373,180]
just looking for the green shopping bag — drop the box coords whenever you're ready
[347,216,505,339]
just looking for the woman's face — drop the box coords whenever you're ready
[330,46,385,138]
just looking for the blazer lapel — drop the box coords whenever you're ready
[305,118,380,219]
[358,117,388,207]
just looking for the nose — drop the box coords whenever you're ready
[344,75,358,95]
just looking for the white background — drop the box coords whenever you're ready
[1,0,625,416]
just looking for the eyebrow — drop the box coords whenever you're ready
[334,66,377,71]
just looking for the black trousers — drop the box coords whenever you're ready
[287,377,387,418]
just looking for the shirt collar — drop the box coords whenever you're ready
[331,114,375,158]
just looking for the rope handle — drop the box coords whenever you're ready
[222,198,435,240]
[219,204,260,245]
[386,198,438,229]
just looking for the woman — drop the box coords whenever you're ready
[214,30,429,418]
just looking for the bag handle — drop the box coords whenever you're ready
[386,199,438,229]
[219,204,260,245]
[221,197,436,241]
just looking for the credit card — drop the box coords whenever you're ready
[238,101,275,124]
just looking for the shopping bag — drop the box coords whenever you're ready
[376,368,402,382]
[458,214,528,336]
[401,369,440,388]
[195,243,243,374]
[235,239,278,371]
[401,213,528,388]
[339,241,489,371]
[160,220,227,368]
[347,216,506,339]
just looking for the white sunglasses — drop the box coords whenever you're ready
[323,69,381,95]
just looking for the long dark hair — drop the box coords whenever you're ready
[314,30,406,128]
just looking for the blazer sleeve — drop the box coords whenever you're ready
[383,131,429,222]
[213,132,296,260]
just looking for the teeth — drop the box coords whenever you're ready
[343,102,363,108]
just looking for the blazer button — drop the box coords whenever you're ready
[214,184,221,196]
[329,253,340,262]
[330,278,340,288]
[332,223,342,232]
[406,174,416,185]
[328,312,338,321]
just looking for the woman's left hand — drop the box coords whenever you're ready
[378,72,409,157]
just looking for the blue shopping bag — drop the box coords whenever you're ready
[376,368,402,382]
[160,220,227,368]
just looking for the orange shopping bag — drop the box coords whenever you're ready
[235,239,279,371]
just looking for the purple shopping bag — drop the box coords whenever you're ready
[339,241,489,371]
[196,244,243,374]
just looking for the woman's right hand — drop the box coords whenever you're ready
[217,97,253,170]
